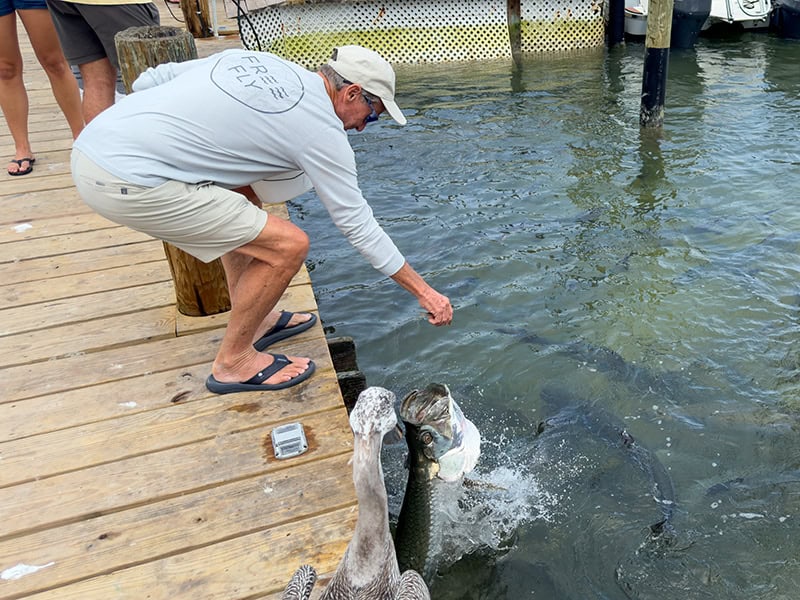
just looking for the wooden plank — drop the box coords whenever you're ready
[1,329,330,437]
[17,507,356,600]
[0,311,212,404]
[0,123,73,144]
[0,372,342,486]
[0,240,165,285]
[0,281,174,337]
[0,172,76,195]
[1,361,212,441]
[0,407,353,539]
[1,267,309,340]
[1,227,154,264]
[0,261,172,308]
[0,212,121,245]
[21,107,70,126]
[0,272,313,337]
[0,189,91,221]
[1,321,333,404]
[0,453,355,599]
[0,306,177,367]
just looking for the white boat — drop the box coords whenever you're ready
[623,0,773,39]
[703,0,772,30]
[624,0,649,37]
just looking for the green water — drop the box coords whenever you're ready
[291,33,800,599]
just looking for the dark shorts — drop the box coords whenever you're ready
[0,0,47,17]
[44,0,159,69]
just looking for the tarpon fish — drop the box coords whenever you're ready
[394,383,481,581]
[540,385,677,529]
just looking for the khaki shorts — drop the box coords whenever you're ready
[71,149,268,263]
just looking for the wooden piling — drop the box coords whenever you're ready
[327,336,367,412]
[115,26,231,316]
[179,0,213,38]
[507,0,522,64]
[640,0,674,128]
[607,0,626,46]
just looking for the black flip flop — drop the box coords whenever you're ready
[254,311,317,351]
[205,354,316,394]
[7,157,35,177]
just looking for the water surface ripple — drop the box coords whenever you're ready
[290,34,800,599]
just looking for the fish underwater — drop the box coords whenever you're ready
[394,383,482,581]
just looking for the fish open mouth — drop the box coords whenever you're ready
[436,401,481,482]
[401,383,481,482]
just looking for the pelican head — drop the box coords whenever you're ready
[350,386,398,439]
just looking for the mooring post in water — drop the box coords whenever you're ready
[507,0,522,64]
[607,0,626,47]
[640,0,674,127]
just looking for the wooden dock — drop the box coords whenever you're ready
[0,6,356,599]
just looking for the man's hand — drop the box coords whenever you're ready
[390,262,453,327]
[420,289,453,326]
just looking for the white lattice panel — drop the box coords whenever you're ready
[521,0,605,52]
[232,0,605,67]
[237,0,511,67]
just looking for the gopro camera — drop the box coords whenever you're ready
[271,422,309,459]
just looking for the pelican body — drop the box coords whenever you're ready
[281,387,430,600]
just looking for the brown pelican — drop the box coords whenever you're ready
[280,386,431,600]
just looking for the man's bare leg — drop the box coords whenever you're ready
[226,182,313,344]
[78,57,116,123]
[222,248,314,345]
[212,215,312,386]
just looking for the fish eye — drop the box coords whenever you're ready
[420,431,434,445]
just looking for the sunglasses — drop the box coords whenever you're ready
[362,93,379,124]
[343,78,380,125]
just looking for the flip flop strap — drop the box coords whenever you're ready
[262,311,293,337]
[243,353,291,385]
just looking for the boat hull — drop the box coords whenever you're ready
[672,0,713,48]
[771,0,800,38]
[623,0,713,48]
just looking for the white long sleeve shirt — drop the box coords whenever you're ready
[73,49,405,277]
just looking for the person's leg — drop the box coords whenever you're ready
[0,13,34,173]
[44,0,110,122]
[222,225,314,346]
[72,2,159,119]
[70,152,311,388]
[89,2,160,72]
[77,56,115,123]
[18,8,83,138]
[213,216,313,386]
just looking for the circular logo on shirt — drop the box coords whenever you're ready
[210,52,304,113]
